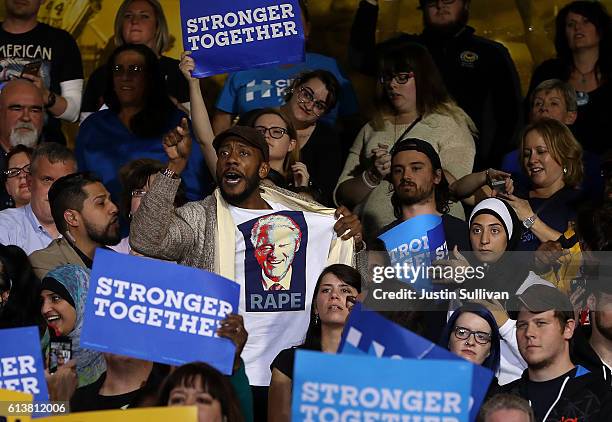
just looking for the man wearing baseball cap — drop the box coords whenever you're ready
[502,284,612,421]
[372,138,469,341]
[379,137,470,251]
[130,124,363,420]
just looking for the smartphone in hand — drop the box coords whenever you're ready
[491,179,508,194]
[48,337,72,374]
[20,60,42,78]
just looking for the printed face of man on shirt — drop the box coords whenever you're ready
[252,215,301,285]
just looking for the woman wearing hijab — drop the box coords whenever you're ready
[440,198,554,385]
[40,265,106,387]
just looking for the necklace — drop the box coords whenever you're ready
[574,66,595,85]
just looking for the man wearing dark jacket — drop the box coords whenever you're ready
[572,276,612,387]
[349,0,522,170]
[502,284,612,421]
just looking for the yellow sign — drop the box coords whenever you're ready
[0,389,33,422]
[36,406,198,422]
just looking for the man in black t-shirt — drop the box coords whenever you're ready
[0,0,83,144]
[373,138,469,342]
[572,272,612,388]
[502,284,612,421]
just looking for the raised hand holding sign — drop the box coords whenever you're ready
[180,0,305,77]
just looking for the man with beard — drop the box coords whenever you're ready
[572,274,612,388]
[0,142,76,254]
[568,208,612,387]
[0,0,83,144]
[0,79,44,209]
[502,284,612,421]
[29,173,121,279]
[372,138,469,342]
[349,0,522,170]
[130,122,362,421]
[379,138,469,252]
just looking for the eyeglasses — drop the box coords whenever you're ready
[423,0,457,8]
[254,126,288,139]
[379,72,414,85]
[112,64,145,77]
[346,295,357,310]
[453,326,491,345]
[297,86,328,117]
[131,189,147,198]
[4,164,30,178]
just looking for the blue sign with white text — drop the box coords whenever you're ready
[0,326,49,404]
[81,249,240,375]
[292,350,471,422]
[338,303,494,421]
[180,0,305,77]
[378,214,448,291]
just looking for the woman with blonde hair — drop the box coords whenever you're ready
[502,118,583,250]
[335,41,476,241]
[452,118,584,251]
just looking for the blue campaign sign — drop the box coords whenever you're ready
[378,214,448,291]
[338,303,493,422]
[0,326,49,403]
[180,0,305,77]
[293,350,472,422]
[81,249,240,375]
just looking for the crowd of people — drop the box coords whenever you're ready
[1,0,612,421]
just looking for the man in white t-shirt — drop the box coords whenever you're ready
[130,121,362,418]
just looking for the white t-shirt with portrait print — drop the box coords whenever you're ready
[229,200,336,386]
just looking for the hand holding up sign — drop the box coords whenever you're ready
[179,51,197,82]
[217,314,248,373]
[163,117,192,175]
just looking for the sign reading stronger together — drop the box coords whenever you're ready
[81,249,240,375]
[180,0,305,77]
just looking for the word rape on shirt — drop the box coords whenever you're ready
[180,0,305,77]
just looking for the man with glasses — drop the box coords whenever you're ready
[0,0,83,144]
[502,284,612,421]
[0,79,44,210]
[349,0,522,170]
[30,172,121,279]
[0,143,76,254]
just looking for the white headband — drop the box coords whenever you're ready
[469,198,514,239]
